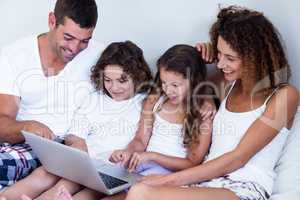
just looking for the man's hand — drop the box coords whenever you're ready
[65,134,88,151]
[22,120,55,140]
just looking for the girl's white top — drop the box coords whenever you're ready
[68,91,146,160]
[146,96,186,158]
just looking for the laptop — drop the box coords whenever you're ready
[22,130,142,195]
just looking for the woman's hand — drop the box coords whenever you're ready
[195,42,214,63]
[199,99,217,120]
[128,152,154,172]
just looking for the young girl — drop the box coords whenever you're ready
[103,44,213,200]
[123,6,299,200]
[1,40,153,200]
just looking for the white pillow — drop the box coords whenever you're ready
[270,106,300,199]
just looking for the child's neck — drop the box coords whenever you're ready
[158,100,186,124]
[164,99,186,114]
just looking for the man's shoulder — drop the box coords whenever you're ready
[1,35,38,64]
[2,35,37,50]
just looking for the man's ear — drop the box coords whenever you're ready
[48,12,56,30]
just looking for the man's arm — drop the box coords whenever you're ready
[0,94,26,143]
[0,94,55,144]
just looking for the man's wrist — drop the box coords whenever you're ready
[19,120,33,131]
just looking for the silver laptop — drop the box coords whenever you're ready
[22,131,141,195]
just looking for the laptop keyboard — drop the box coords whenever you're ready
[53,136,65,144]
[98,172,128,189]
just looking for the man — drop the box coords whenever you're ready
[0,0,101,188]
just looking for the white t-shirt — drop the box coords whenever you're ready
[0,35,103,136]
[67,91,146,160]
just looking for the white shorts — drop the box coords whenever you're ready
[187,176,269,200]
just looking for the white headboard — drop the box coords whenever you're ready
[1,0,299,89]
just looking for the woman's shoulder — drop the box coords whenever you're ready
[270,84,299,104]
[265,84,299,119]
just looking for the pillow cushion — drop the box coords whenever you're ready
[270,106,300,199]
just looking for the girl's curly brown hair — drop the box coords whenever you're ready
[210,6,291,92]
[90,41,153,95]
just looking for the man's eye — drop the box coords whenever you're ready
[119,79,128,83]
[64,37,72,41]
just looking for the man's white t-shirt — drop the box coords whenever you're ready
[0,35,103,136]
[67,91,146,160]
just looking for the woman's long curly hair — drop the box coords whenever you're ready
[210,6,290,93]
[90,41,153,95]
[153,44,208,148]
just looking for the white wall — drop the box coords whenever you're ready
[1,0,299,89]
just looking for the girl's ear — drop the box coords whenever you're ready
[48,12,57,30]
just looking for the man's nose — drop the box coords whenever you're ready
[69,40,81,54]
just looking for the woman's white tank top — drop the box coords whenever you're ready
[206,81,289,194]
[146,96,186,158]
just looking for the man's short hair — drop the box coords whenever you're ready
[54,0,98,28]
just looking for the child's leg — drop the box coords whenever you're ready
[1,166,60,199]
[36,178,83,200]
[72,188,105,200]
[20,185,73,200]
[100,192,126,200]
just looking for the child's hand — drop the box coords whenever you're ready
[109,149,132,167]
[200,99,217,120]
[128,152,153,172]
[195,42,214,63]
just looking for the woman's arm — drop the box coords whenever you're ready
[128,117,212,172]
[142,85,299,186]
